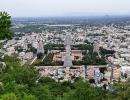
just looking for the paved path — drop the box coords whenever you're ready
[30,56,37,65]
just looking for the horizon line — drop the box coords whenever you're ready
[12,15,130,18]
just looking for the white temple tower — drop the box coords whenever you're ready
[37,34,44,54]
[63,33,73,68]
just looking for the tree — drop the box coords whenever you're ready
[99,67,107,74]
[37,53,44,59]
[111,80,130,100]
[0,50,130,99]
[31,47,37,54]
[99,47,115,56]
[63,79,106,100]
[0,12,13,40]
[0,93,17,100]
[23,93,38,100]
[0,63,6,74]
[30,85,51,100]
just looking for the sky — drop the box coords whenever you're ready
[0,0,130,17]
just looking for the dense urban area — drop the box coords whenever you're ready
[0,12,130,100]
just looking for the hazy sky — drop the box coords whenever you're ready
[0,0,130,17]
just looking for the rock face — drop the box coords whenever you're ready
[63,33,73,68]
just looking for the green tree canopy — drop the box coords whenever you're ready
[0,56,130,100]
[0,12,13,40]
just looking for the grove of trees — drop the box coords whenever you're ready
[0,56,130,100]
[73,44,107,65]
[44,44,64,54]
[100,47,115,56]
[35,53,63,66]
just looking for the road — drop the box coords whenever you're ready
[98,49,114,83]
[30,56,37,65]
[104,55,114,83]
